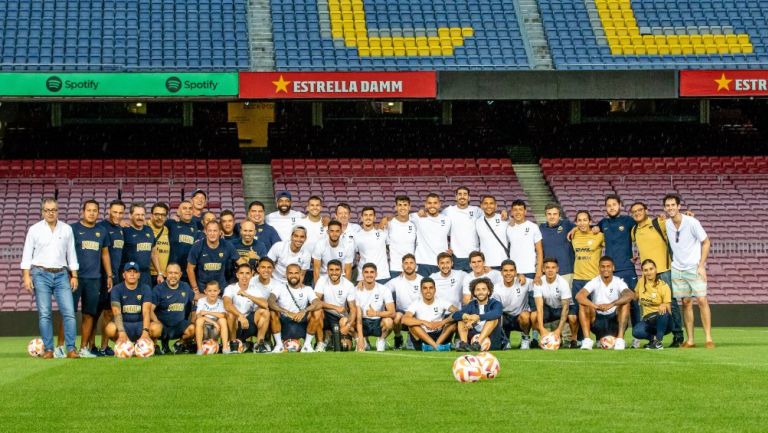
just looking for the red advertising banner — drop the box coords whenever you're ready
[239,71,436,99]
[680,70,768,97]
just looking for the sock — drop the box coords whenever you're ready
[273,333,283,346]
[532,330,540,340]
[305,333,314,346]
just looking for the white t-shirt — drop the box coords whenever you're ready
[506,220,542,275]
[444,205,481,258]
[355,283,394,318]
[354,227,390,279]
[462,269,503,297]
[475,213,510,267]
[196,297,225,316]
[533,275,572,309]
[300,217,325,253]
[314,275,356,308]
[267,241,311,283]
[474,303,487,332]
[387,218,417,272]
[266,210,306,242]
[406,298,454,332]
[312,237,355,275]
[493,280,531,316]
[272,284,317,313]
[340,223,361,250]
[411,212,451,266]
[582,276,629,315]
[430,270,466,307]
[386,273,423,311]
[223,283,263,315]
[247,276,283,309]
[666,215,708,271]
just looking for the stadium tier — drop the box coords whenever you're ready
[0,160,245,311]
[542,156,768,304]
[0,0,250,71]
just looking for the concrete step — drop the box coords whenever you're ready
[243,164,276,213]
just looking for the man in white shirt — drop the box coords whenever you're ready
[298,195,325,285]
[385,254,423,350]
[334,203,361,250]
[223,263,271,353]
[493,259,533,349]
[248,257,285,352]
[443,187,480,272]
[532,257,579,349]
[314,260,357,351]
[267,226,312,283]
[312,220,354,284]
[413,193,452,277]
[575,256,634,350]
[355,263,395,352]
[461,251,503,305]
[506,200,544,285]
[21,198,80,359]
[266,191,306,242]
[430,252,466,308]
[267,263,323,352]
[402,278,458,351]
[664,193,713,348]
[386,195,417,279]
[355,207,390,283]
[475,195,509,269]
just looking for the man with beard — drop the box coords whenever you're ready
[461,251,503,305]
[475,195,509,269]
[148,202,170,287]
[267,226,312,284]
[452,277,504,352]
[443,187,481,272]
[268,264,323,353]
[430,252,466,309]
[241,201,281,251]
[267,191,306,242]
[121,203,162,289]
[312,220,354,284]
[151,263,195,354]
[314,260,357,351]
[231,220,268,271]
[386,254,423,350]
[402,278,457,351]
[412,193,452,277]
[166,201,199,283]
[187,220,240,296]
[223,263,271,352]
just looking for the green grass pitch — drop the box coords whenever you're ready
[0,328,766,433]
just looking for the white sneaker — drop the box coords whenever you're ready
[78,347,97,358]
[301,344,315,353]
[580,338,594,350]
[271,343,285,353]
[54,346,66,358]
[376,338,386,352]
[520,337,531,350]
[631,338,641,349]
[222,348,233,354]
[315,342,327,352]
[614,338,626,351]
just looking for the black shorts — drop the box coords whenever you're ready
[539,304,578,323]
[591,313,619,339]
[279,313,308,339]
[409,329,443,350]
[125,321,143,342]
[236,314,258,340]
[73,277,101,316]
[502,313,524,333]
[162,320,190,340]
[362,318,382,337]
[467,326,505,350]
[99,275,119,312]
[323,310,348,331]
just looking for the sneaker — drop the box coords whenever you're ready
[90,347,105,357]
[376,338,386,352]
[161,343,172,355]
[155,345,165,356]
[469,342,481,352]
[196,350,204,356]
[54,346,66,358]
[455,341,469,352]
[394,335,403,350]
[263,342,273,352]
[437,343,452,352]
[647,340,664,350]
[503,340,512,350]
[569,340,580,349]
[102,346,115,357]
[222,347,233,354]
[520,336,531,350]
[631,338,641,349]
[364,340,371,351]
[580,338,594,350]
[614,338,626,350]
[315,342,327,352]
[66,350,80,359]
[670,334,684,348]
[229,341,240,353]
[530,339,540,349]
[78,347,97,358]
[256,342,269,353]
[245,341,254,352]
[302,345,315,353]
[422,344,435,352]
[172,341,186,354]
[271,344,285,353]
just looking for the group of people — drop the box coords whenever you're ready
[21,186,713,358]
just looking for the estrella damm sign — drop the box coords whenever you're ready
[680,70,768,97]
[239,72,436,99]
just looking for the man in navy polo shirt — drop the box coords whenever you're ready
[151,262,195,354]
[539,203,576,286]
[94,199,126,356]
[190,189,207,230]
[121,203,161,289]
[187,220,241,296]
[105,262,162,344]
[230,220,268,270]
[237,200,281,251]
[166,200,199,282]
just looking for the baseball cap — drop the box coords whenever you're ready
[276,191,292,200]
[192,189,207,199]
[123,262,140,272]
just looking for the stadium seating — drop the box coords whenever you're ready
[0,160,245,311]
[0,0,250,70]
[542,156,768,304]
[270,0,530,70]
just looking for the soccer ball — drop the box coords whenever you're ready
[474,352,500,379]
[231,339,245,353]
[115,341,135,358]
[284,339,301,352]
[27,338,44,357]
[470,334,491,351]
[134,338,155,358]
[599,336,616,349]
[540,333,561,351]
[452,355,483,383]
[200,339,220,355]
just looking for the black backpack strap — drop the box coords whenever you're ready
[284,284,303,311]
[651,218,672,269]
[484,217,510,258]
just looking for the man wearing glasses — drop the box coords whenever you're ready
[21,198,80,359]
[663,194,713,349]
[149,202,171,287]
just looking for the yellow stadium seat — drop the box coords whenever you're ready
[693,45,706,54]
[368,37,381,48]
[450,28,462,38]
[702,34,714,44]
[429,46,442,56]
[620,36,632,45]
[689,35,702,44]
[627,27,640,37]
[441,46,453,56]
[406,47,418,56]
[610,45,622,55]
[635,46,647,55]
[615,27,628,37]
[681,45,693,55]
[727,43,741,53]
[461,27,474,37]
[404,39,416,48]
[666,35,679,45]
[738,34,750,44]
[623,46,635,55]
[381,38,393,48]
[440,36,451,47]
[357,39,369,48]
[725,34,738,44]
[741,44,753,54]
[417,47,430,56]
[438,28,450,38]
[654,35,666,46]
[369,47,382,57]
[714,35,726,44]
[392,37,404,48]
[669,44,681,55]
[657,45,670,55]
[394,47,406,56]
[451,37,464,46]
[630,35,642,45]
[382,47,394,56]
[678,35,690,44]
[642,35,654,45]
[358,47,370,56]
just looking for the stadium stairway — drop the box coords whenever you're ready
[248,0,277,70]
[512,163,555,222]
[516,0,554,69]
[243,164,276,212]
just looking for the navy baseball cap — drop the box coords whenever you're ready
[276,191,292,200]
[192,189,207,198]
[123,262,140,272]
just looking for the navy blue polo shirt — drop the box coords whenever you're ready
[187,239,240,291]
[72,221,109,279]
[98,219,124,279]
[121,225,156,272]
[166,219,199,272]
[230,237,269,269]
[152,281,195,326]
[598,215,636,272]
[235,222,282,251]
[539,218,576,274]
[110,283,152,323]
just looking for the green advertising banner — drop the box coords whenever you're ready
[0,73,238,97]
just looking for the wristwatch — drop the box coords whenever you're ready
[142,328,149,332]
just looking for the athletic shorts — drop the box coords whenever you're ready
[467,327,505,350]
[591,313,619,339]
[409,329,443,350]
[362,318,382,337]
[236,314,258,339]
[323,310,348,331]
[99,275,119,312]
[502,313,525,333]
[202,323,220,340]
[538,304,578,322]
[279,313,308,339]
[671,268,707,298]
[73,277,101,316]
[125,321,143,342]
[162,320,190,340]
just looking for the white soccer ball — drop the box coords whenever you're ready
[134,338,155,358]
[599,336,616,349]
[452,355,483,383]
[284,339,301,352]
[474,352,500,379]
[540,333,561,351]
[200,339,220,355]
[27,338,44,357]
[115,341,135,358]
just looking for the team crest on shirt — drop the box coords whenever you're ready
[190,227,194,232]
[450,278,456,284]
[338,252,343,258]
[137,295,142,300]
[433,306,439,312]
[408,225,413,233]
[587,240,593,246]
[525,227,530,234]
[299,292,304,298]
[495,219,500,224]
[96,232,101,237]
[145,233,150,238]
[557,226,563,233]
[338,290,343,297]
[469,211,474,217]
[376,231,380,239]
[440,220,446,226]
[182,292,186,297]
[374,294,380,301]
[619,225,625,232]
[651,293,657,298]
[218,252,224,258]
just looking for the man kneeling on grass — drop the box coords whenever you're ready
[402,277,457,351]
[106,262,163,347]
[452,277,504,352]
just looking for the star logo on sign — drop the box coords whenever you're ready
[273,75,291,93]
[715,73,732,91]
